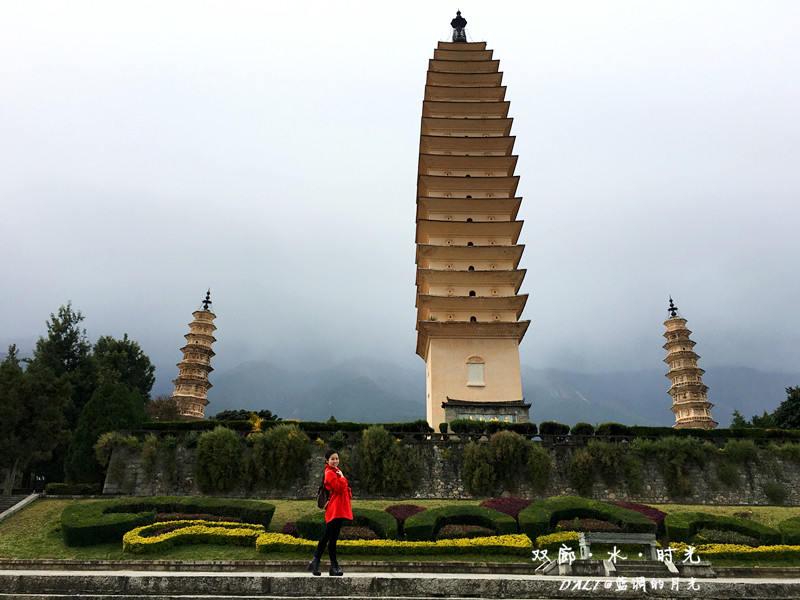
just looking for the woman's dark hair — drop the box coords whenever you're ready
[324,449,339,461]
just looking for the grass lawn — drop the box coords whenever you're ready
[0,497,486,562]
[0,497,797,565]
[649,504,799,529]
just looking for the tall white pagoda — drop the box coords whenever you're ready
[663,297,717,429]
[172,290,217,420]
[415,12,530,429]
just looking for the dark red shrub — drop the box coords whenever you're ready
[479,497,532,519]
[557,518,621,532]
[613,502,667,529]
[435,524,494,540]
[385,504,426,524]
[281,521,298,537]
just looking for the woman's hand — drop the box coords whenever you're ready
[336,469,343,476]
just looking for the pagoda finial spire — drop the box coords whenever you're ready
[668,295,678,318]
[450,10,467,43]
[202,289,212,311]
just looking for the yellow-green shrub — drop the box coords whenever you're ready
[123,520,265,553]
[255,533,532,556]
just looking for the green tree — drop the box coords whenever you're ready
[145,395,179,421]
[773,387,800,430]
[0,346,69,494]
[213,409,280,421]
[29,303,95,427]
[92,334,155,402]
[730,409,751,429]
[751,411,776,429]
[64,381,146,483]
[195,426,243,493]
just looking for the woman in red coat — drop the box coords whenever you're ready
[308,449,352,576]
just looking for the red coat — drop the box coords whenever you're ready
[323,464,353,522]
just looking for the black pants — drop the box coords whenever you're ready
[314,517,346,565]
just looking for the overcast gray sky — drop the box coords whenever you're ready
[2,1,799,395]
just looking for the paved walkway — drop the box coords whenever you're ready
[2,568,800,599]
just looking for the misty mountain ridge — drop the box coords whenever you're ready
[204,358,797,428]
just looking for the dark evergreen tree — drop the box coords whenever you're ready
[0,346,69,494]
[64,381,146,483]
[92,334,155,402]
[773,387,800,430]
[730,409,751,429]
[145,395,179,421]
[29,303,96,427]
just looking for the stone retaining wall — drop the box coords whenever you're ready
[102,436,800,505]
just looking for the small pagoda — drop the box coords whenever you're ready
[172,290,217,420]
[415,12,530,428]
[663,297,717,429]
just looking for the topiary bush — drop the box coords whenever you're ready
[778,516,800,544]
[403,505,516,541]
[570,423,595,437]
[295,508,398,541]
[480,498,532,520]
[612,502,667,534]
[195,426,244,494]
[510,422,538,436]
[539,421,570,437]
[61,497,275,546]
[594,422,633,438]
[359,426,421,495]
[693,528,760,547]
[449,419,484,435]
[518,496,657,541]
[45,483,102,496]
[664,511,781,545]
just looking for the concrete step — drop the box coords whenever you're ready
[0,495,29,514]
[611,560,675,578]
[0,570,797,599]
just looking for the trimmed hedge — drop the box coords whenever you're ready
[449,419,485,434]
[256,532,532,556]
[61,497,275,546]
[539,422,570,436]
[630,426,800,441]
[295,508,399,541]
[403,505,516,541]
[123,520,264,553]
[518,496,657,540]
[778,516,800,545]
[595,423,633,437]
[141,419,433,435]
[570,423,595,436]
[45,483,102,496]
[664,511,781,545]
[141,420,252,431]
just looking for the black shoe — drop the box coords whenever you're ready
[329,565,343,576]
[307,557,321,576]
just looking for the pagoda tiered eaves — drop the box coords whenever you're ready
[415,28,531,428]
[662,299,717,430]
